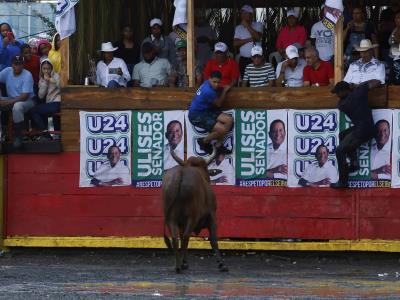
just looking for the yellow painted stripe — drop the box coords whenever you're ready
[4,237,400,252]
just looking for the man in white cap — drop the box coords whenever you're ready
[96,42,131,88]
[276,7,307,57]
[343,39,385,86]
[233,4,263,78]
[141,18,176,65]
[241,45,275,87]
[275,45,306,87]
[203,42,239,87]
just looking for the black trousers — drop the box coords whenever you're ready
[335,126,372,183]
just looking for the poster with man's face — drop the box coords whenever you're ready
[341,109,392,188]
[288,109,340,187]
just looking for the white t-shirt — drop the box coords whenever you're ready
[234,22,263,58]
[96,57,131,87]
[370,141,391,180]
[275,58,306,87]
[209,158,235,185]
[164,141,184,170]
[310,21,334,62]
[92,160,131,186]
[300,160,338,187]
[267,142,287,179]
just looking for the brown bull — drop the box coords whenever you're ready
[162,145,228,273]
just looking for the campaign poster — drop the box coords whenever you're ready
[288,109,340,188]
[392,110,400,187]
[340,109,392,188]
[79,111,132,187]
[185,110,235,185]
[132,110,185,188]
[235,109,287,187]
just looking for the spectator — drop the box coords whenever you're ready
[343,39,385,85]
[114,25,140,76]
[141,18,176,65]
[310,7,334,62]
[0,55,35,148]
[96,42,131,88]
[344,6,378,66]
[133,42,175,88]
[30,59,61,141]
[378,8,395,63]
[195,11,216,70]
[21,44,40,89]
[276,45,306,87]
[37,39,52,60]
[303,47,334,87]
[173,40,202,87]
[276,8,307,57]
[0,23,22,72]
[389,10,400,49]
[241,45,275,87]
[203,42,239,87]
[390,44,400,84]
[233,4,263,77]
[48,33,61,73]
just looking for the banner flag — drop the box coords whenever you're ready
[79,111,132,187]
[185,110,235,185]
[55,0,80,39]
[322,0,343,30]
[288,109,340,187]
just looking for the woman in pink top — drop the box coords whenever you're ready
[276,7,307,56]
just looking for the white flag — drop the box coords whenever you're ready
[322,0,343,30]
[173,0,187,27]
[55,0,79,39]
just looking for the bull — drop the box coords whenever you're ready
[162,145,228,273]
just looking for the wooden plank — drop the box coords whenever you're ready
[387,85,400,108]
[187,0,195,87]
[360,219,400,239]
[334,16,344,83]
[0,155,5,250]
[60,37,70,87]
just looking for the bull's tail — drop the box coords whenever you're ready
[163,223,173,250]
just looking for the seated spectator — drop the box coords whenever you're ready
[30,59,61,141]
[276,45,306,87]
[388,10,400,56]
[241,45,275,87]
[343,39,385,85]
[378,8,395,63]
[21,44,40,91]
[141,18,176,65]
[96,42,131,88]
[174,40,202,87]
[276,8,307,57]
[310,7,334,62]
[37,39,52,60]
[0,22,22,72]
[133,42,175,88]
[303,47,334,87]
[389,44,400,84]
[233,4,263,77]
[203,42,239,87]
[344,6,378,66]
[48,33,61,73]
[0,55,35,148]
[114,25,140,76]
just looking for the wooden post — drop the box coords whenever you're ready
[187,0,195,88]
[60,37,70,87]
[334,16,344,84]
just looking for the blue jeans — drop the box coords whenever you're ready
[30,102,61,131]
[107,80,123,88]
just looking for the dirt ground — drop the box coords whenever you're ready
[1,247,400,299]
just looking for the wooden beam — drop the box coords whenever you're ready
[334,16,344,84]
[0,155,6,251]
[187,0,195,87]
[60,37,70,87]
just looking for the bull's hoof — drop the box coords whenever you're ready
[219,263,229,272]
[181,262,189,270]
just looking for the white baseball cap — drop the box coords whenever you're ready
[241,5,254,14]
[287,7,300,18]
[251,45,263,56]
[150,18,162,27]
[285,45,299,59]
[214,42,228,53]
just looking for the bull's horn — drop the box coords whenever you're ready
[170,149,185,166]
[205,144,217,165]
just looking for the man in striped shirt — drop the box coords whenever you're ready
[241,46,275,87]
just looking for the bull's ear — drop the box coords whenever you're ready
[208,169,222,176]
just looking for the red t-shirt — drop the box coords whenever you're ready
[24,55,40,84]
[276,25,307,50]
[203,58,240,86]
[303,61,334,86]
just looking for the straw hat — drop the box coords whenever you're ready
[354,39,379,52]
